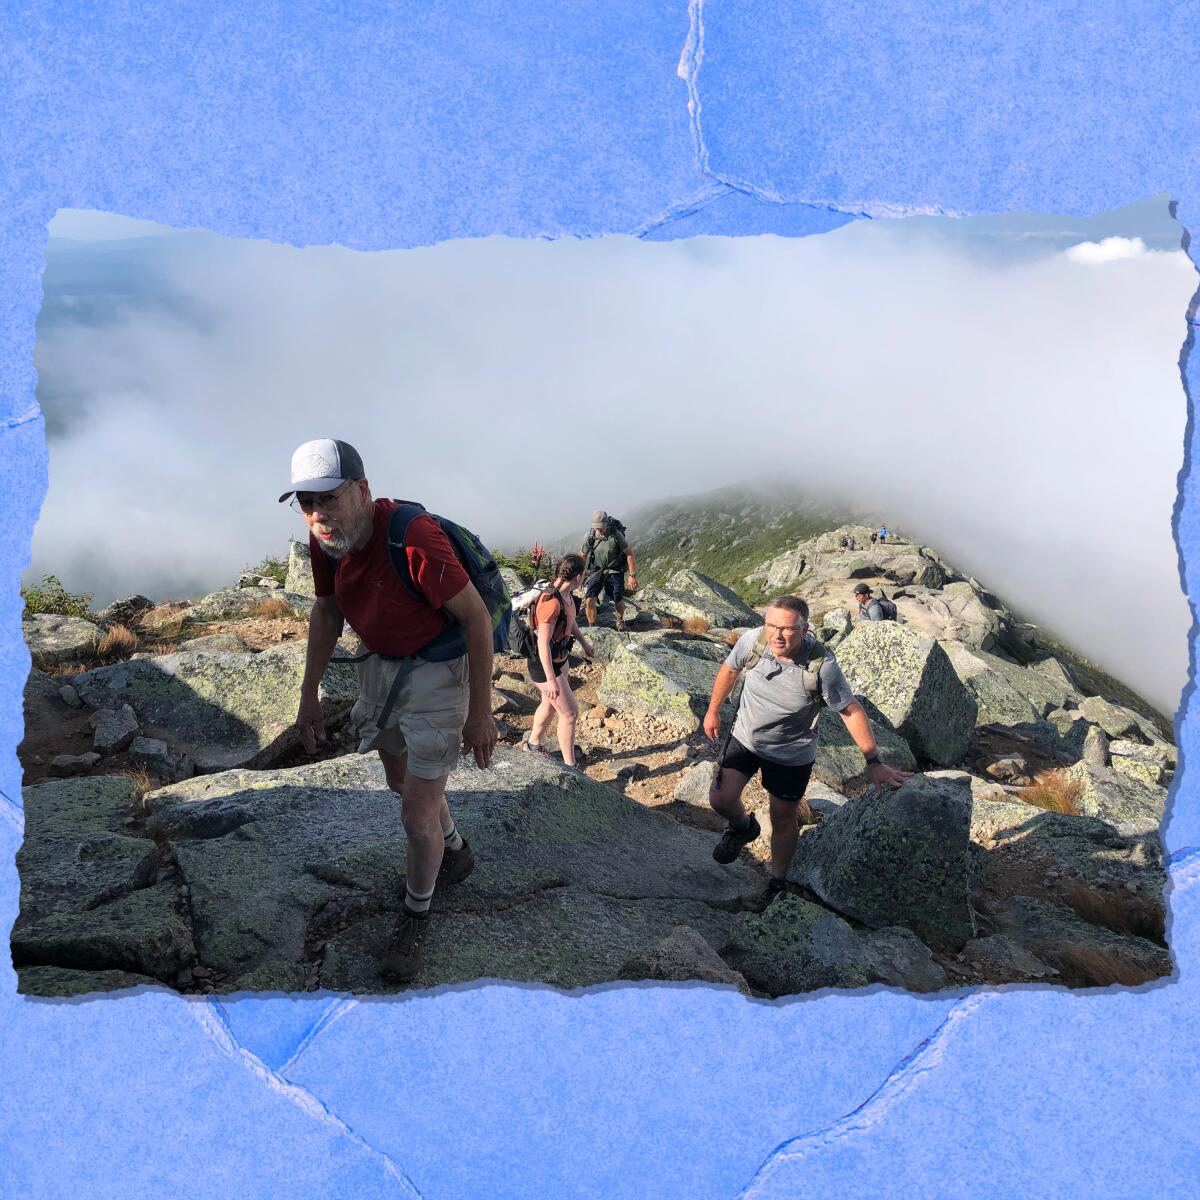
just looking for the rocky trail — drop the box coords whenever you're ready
[15,527,1175,997]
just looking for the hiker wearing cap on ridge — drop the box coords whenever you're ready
[521,552,595,770]
[581,510,637,632]
[701,594,912,906]
[854,583,886,622]
[853,583,897,622]
[283,439,505,987]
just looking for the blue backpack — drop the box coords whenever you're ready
[328,500,512,662]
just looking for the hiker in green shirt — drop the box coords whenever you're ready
[581,509,637,632]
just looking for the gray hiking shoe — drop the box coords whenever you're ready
[380,910,431,984]
[439,838,475,885]
[713,814,761,864]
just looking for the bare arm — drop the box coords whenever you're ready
[442,581,498,768]
[702,663,741,741]
[564,595,595,659]
[296,594,344,753]
[836,699,913,789]
[536,619,560,698]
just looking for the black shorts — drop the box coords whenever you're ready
[585,570,625,604]
[719,736,813,801]
[527,656,568,684]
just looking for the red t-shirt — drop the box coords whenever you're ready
[310,500,471,656]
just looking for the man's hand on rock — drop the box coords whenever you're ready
[296,694,326,754]
[462,710,498,769]
[869,761,912,790]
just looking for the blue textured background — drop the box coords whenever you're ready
[2,3,1198,1196]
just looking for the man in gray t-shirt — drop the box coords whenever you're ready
[701,594,912,904]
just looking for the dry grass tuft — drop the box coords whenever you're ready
[1019,768,1082,815]
[1062,878,1166,945]
[724,628,741,647]
[96,623,140,660]
[40,658,88,677]
[253,597,293,619]
[1048,941,1164,988]
[681,615,711,636]
[119,766,155,827]
[151,641,178,657]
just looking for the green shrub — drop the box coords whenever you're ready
[244,554,288,585]
[492,548,536,578]
[22,574,94,618]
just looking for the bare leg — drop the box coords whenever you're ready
[550,670,579,765]
[379,748,408,797]
[530,670,578,764]
[529,692,555,747]
[399,769,450,895]
[709,765,753,824]
[584,597,598,625]
[766,793,802,881]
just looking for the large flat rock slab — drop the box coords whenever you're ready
[48,749,761,994]
[72,644,358,772]
[16,775,156,926]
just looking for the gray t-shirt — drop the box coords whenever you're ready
[725,628,856,765]
[858,599,885,621]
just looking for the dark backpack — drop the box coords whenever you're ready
[328,500,512,661]
[874,591,898,621]
[584,517,628,571]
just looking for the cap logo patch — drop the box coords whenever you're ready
[294,451,335,481]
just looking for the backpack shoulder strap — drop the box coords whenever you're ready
[801,640,828,703]
[742,630,770,673]
[383,500,431,603]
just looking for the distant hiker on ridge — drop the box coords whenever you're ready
[878,525,889,543]
[701,594,912,905]
[581,509,637,632]
[284,438,502,986]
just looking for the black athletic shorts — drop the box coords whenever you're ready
[585,570,625,604]
[527,655,568,684]
[719,736,814,801]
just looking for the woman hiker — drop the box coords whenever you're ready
[523,552,595,768]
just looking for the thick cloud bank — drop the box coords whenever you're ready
[29,207,1194,714]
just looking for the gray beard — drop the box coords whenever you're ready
[315,509,372,558]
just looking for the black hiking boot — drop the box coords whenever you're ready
[439,839,475,885]
[380,909,431,984]
[713,813,761,864]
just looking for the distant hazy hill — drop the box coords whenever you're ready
[613,484,859,602]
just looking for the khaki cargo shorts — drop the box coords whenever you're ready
[349,654,470,779]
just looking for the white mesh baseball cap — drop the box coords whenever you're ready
[279,439,366,502]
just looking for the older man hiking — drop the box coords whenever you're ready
[702,594,912,905]
[581,509,637,632]
[283,438,498,984]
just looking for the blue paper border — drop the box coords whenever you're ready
[3,4,1198,1196]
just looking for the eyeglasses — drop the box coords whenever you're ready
[764,620,807,636]
[290,481,354,514]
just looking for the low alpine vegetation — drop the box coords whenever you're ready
[1019,769,1082,815]
[22,574,94,619]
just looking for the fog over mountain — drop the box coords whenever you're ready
[27,201,1193,714]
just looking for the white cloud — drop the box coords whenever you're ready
[28,215,1196,716]
[1064,235,1149,264]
